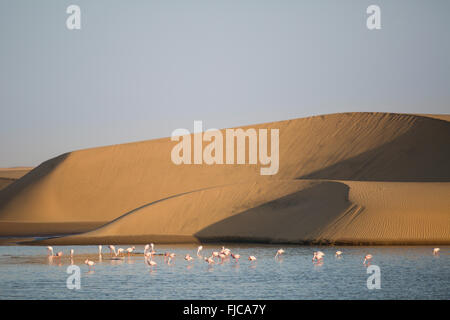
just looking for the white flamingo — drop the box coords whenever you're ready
[98,245,102,256]
[116,248,125,257]
[248,255,257,261]
[433,248,440,255]
[185,254,194,262]
[335,251,343,257]
[197,245,203,257]
[126,246,135,256]
[145,251,157,268]
[46,246,54,256]
[84,259,95,270]
[108,245,116,257]
[275,249,285,258]
[70,249,74,258]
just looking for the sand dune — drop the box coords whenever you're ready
[0,168,33,191]
[0,112,449,244]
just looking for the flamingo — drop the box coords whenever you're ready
[126,246,135,256]
[70,249,74,258]
[433,248,440,255]
[108,245,116,257]
[146,258,157,268]
[46,246,54,256]
[185,254,194,262]
[197,246,203,257]
[363,254,373,265]
[145,251,157,268]
[98,245,102,256]
[212,251,219,259]
[84,259,95,270]
[335,251,343,257]
[204,256,215,264]
[167,253,176,264]
[275,249,285,258]
[312,251,325,262]
[55,251,63,258]
[116,248,125,257]
[221,246,231,256]
[145,243,156,255]
[218,253,226,262]
[248,256,257,261]
[231,253,240,262]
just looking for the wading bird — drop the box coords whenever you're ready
[46,246,54,256]
[197,246,203,257]
[108,245,116,257]
[70,249,74,258]
[312,251,325,262]
[363,254,373,265]
[126,246,135,256]
[185,254,194,262]
[433,248,440,255]
[275,249,285,258]
[231,253,240,262]
[204,256,215,265]
[335,251,343,257]
[248,256,257,262]
[98,245,102,256]
[116,248,124,257]
[84,259,95,270]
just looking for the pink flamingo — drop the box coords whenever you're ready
[312,251,324,262]
[433,248,440,255]
[185,254,194,262]
[204,256,215,265]
[248,256,257,262]
[363,254,373,265]
[231,253,240,262]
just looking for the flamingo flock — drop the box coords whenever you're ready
[44,245,444,271]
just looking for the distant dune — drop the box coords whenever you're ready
[0,168,33,191]
[0,113,449,244]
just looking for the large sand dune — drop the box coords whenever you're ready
[0,112,449,244]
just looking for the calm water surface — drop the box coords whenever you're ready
[0,245,448,299]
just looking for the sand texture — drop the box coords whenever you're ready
[0,113,449,244]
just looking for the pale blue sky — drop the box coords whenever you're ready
[0,0,449,167]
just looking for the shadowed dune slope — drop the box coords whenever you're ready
[0,168,33,191]
[36,180,353,245]
[36,180,450,245]
[0,112,449,243]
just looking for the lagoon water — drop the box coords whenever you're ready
[0,245,448,299]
